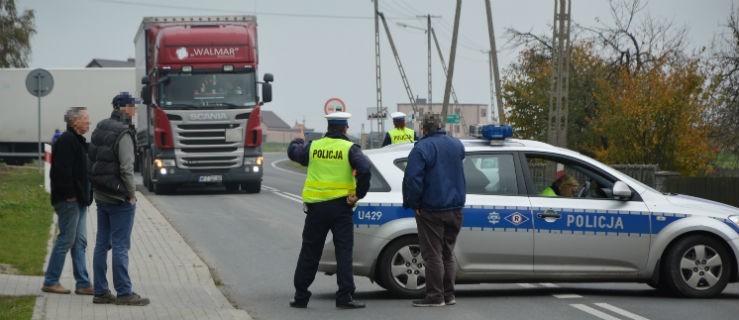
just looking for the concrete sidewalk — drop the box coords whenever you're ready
[0,191,251,320]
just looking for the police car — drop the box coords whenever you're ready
[318,124,739,298]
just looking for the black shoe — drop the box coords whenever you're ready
[115,293,150,306]
[289,299,308,308]
[336,300,366,309]
[92,291,116,304]
[412,297,445,307]
[444,297,456,305]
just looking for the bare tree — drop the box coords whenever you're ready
[711,5,739,171]
[0,0,36,67]
[578,0,689,73]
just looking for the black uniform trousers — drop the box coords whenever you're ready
[293,197,355,304]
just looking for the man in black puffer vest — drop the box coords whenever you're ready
[88,92,149,306]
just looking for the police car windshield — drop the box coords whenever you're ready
[159,72,257,109]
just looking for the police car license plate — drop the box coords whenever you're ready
[198,175,222,183]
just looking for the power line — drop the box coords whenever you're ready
[98,0,417,20]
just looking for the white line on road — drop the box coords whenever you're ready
[517,283,537,288]
[553,294,582,299]
[571,304,622,320]
[270,159,306,176]
[541,283,559,288]
[273,191,302,203]
[594,303,650,320]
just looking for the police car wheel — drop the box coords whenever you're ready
[663,235,731,298]
[377,236,426,298]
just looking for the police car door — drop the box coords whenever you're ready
[455,152,534,274]
[523,153,652,277]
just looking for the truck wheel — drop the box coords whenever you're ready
[662,235,731,298]
[242,181,261,194]
[143,152,154,192]
[377,236,425,298]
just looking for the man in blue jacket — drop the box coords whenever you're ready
[402,113,465,307]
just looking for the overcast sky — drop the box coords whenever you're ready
[18,0,734,134]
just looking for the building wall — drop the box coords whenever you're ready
[396,103,488,138]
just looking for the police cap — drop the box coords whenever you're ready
[391,112,406,121]
[325,112,352,125]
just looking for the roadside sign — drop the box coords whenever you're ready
[446,114,460,124]
[324,97,346,115]
[26,68,54,97]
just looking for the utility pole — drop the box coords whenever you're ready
[378,12,417,114]
[373,0,384,135]
[430,28,459,105]
[547,0,571,148]
[484,0,505,124]
[441,0,462,125]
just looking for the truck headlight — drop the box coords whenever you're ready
[244,156,263,166]
[154,158,175,168]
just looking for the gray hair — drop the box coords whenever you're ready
[64,107,87,124]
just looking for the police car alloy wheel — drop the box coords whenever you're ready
[378,236,426,298]
[662,235,731,298]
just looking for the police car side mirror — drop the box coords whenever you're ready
[612,181,632,200]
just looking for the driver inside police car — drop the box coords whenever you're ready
[540,174,580,197]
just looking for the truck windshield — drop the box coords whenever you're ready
[159,72,257,109]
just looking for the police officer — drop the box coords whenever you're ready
[382,111,416,146]
[287,112,371,309]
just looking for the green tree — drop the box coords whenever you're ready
[586,59,717,175]
[0,0,35,67]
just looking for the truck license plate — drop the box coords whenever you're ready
[198,175,222,183]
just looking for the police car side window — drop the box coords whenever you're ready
[464,153,517,195]
[368,164,391,192]
[525,153,617,199]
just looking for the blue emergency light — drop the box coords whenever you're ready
[470,124,513,141]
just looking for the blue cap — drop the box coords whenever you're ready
[111,92,141,108]
[325,112,351,125]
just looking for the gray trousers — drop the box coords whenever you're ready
[415,208,463,303]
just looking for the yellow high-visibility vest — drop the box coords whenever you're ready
[389,127,415,144]
[302,138,356,203]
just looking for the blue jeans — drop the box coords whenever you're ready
[44,201,91,288]
[93,200,136,296]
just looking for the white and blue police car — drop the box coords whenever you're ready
[318,124,739,298]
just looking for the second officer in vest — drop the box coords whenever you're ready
[287,112,371,309]
[382,111,416,146]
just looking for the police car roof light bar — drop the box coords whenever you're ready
[469,124,513,145]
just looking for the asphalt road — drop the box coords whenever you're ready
[140,152,739,320]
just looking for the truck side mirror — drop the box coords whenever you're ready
[261,82,272,103]
[141,85,151,105]
[263,73,274,83]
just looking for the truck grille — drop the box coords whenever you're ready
[174,123,242,169]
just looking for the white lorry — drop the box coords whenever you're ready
[0,68,135,164]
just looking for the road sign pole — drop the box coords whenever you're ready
[37,76,42,172]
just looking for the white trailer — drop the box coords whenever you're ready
[0,68,135,164]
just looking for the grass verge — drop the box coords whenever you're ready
[0,164,52,275]
[0,296,35,320]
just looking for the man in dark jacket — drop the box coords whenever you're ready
[287,112,371,309]
[402,113,466,307]
[88,92,149,306]
[42,107,94,295]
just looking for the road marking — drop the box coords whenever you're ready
[553,294,582,299]
[270,159,306,176]
[273,191,302,203]
[541,283,559,288]
[594,303,650,320]
[571,304,621,320]
[517,283,536,288]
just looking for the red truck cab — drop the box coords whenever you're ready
[135,16,272,194]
